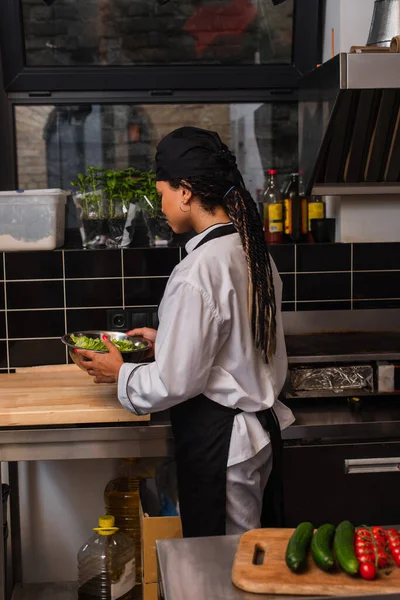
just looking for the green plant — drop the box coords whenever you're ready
[135,170,162,218]
[71,166,104,219]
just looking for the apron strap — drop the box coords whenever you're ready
[257,404,285,528]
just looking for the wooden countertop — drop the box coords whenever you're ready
[0,364,149,427]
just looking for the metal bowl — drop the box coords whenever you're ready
[61,330,152,371]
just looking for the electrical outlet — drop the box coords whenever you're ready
[107,308,159,331]
[107,309,129,331]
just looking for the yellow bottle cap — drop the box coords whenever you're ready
[93,515,119,536]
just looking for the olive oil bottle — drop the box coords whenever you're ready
[104,459,144,583]
[77,515,136,600]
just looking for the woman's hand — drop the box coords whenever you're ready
[76,334,124,384]
[127,327,157,359]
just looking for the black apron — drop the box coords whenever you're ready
[170,224,284,538]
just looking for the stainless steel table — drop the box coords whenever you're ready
[0,416,173,600]
[156,536,400,600]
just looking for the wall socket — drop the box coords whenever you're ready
[107,308,158,331]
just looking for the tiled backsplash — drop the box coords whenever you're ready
[1,242,399,371]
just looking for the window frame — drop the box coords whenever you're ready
[3,88,299,191]
[0,0,322,92]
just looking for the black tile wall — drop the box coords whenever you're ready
[0,341,6,368]
[8,339,66,368]
[66,279,123,308]
[0,242,399,370]
[280,274,295,303]
[282,302,295,312]
[296,244,351,272]
[0,312,5,339]
[65,250,122,279]
[297,301,352,311]
[7,310,64,339]
[124,278,168,306]
[123,248,180,277]
[66,308,112,332]
[6,251,63,280]
[7,281,64,309]
[353,243,400,271]
[268,245,295,273]
[297,273,351,301]
[353,271,400,299]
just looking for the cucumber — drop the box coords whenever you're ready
[333,520,359,576]
[285,522,314,573]
[311,523,336,572]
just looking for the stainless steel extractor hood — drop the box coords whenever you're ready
[299,52,400,195]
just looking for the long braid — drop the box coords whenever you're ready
[225,187,276,359]
[169,175,277,362]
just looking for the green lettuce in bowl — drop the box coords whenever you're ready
[61,330,151,370]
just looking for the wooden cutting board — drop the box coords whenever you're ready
[232,528,400,596]
[0,364,149,426]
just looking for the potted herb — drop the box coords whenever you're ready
[71,167,106,248]
[135,171,173,246]
[101,168,139,248]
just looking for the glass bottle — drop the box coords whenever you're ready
[307,195,325,232]
[104,459,143,583]
[263,169,284,244]
[283,173,301,243]
[77,515,136,600]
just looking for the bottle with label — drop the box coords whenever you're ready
[283,173,301,243]
[104,458,156,583]
[78,515,136,600]
[307,195,325,232]
[263,169,284,244]
[298,171,309,242]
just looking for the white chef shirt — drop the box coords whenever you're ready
[118,223,295,467]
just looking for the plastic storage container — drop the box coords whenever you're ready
[0,189,68,251]
[78,515,136,600]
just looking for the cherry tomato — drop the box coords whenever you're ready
[356,544,375,554]
[391,546,400,556]
[360,561,377,580]
[372,526,386,537]
[394,553,400,568]
[390,539,400,549]
[358,553,376,563]
[357,528,371,536]
[387,528,399,537]
[377,550,389,568]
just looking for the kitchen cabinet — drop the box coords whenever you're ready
[283,440,400,526]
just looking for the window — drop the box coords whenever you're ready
[0,0,322,91]
[14,102,298,200]
[22,0,293,67]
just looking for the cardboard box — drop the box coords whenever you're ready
[143,583,159,600]
[140,503,182,584]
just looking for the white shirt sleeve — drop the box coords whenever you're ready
[117,278,226,415]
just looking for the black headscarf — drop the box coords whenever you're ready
[155,126,242,184]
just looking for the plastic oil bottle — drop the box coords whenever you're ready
[104,459,144,583]
[77,515,136,600]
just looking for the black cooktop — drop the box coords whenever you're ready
[286,332,400,363]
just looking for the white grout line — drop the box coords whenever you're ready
[350,243,354,310]
[61,250,68,362]
[2,254,10,373]
[1,270,399,284]
[121,249,125,309]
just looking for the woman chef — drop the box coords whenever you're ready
[77,126,294,537]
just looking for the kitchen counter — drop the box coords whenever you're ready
[157,535,400,600]
[2,366,400,600]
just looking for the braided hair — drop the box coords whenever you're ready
[168,172,277,361]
